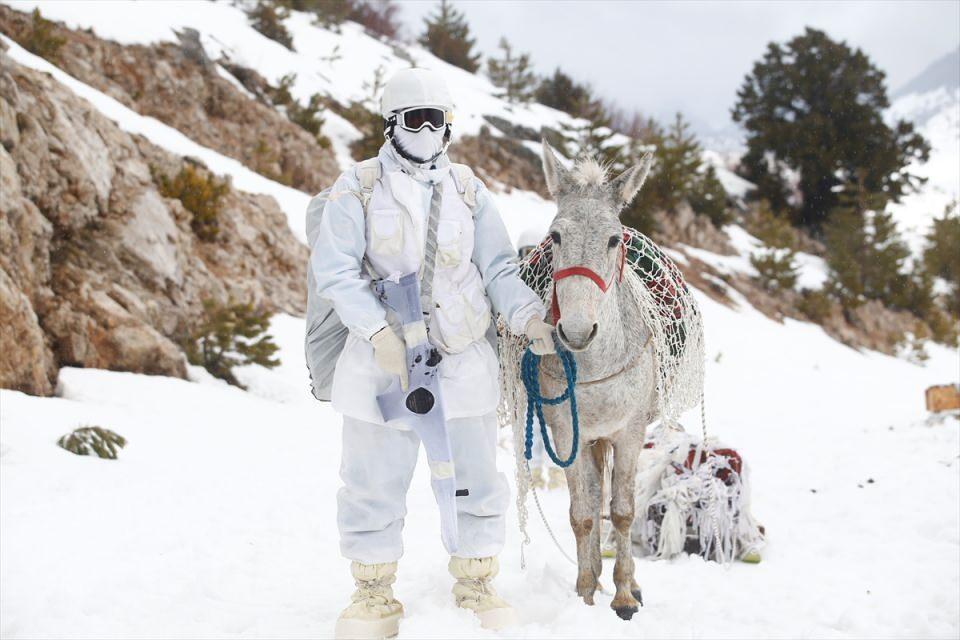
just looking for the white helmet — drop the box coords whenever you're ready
[380,67,454,118]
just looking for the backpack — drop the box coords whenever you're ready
[305,158,479,401]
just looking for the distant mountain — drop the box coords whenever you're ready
[886,47,959,256]
[893,47,959,99]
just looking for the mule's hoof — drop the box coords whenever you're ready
[581,594,595,606]
[631,589,644,607]
[614,606,638,621]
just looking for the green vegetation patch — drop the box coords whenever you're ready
[57,426,127,460]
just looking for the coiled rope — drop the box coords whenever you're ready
[520,346,579,468]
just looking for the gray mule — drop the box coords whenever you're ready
[538,141,657,620]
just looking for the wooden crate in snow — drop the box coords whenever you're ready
[925,384,960,413]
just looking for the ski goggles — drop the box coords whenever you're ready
[392,107,452,132]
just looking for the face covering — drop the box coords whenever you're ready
[393,126,446,165]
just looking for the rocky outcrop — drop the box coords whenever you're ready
[451,126,549,197]
[0,4,339,194]
[0,48,306,396]
[654,202,735,255]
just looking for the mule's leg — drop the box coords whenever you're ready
[560,435,604,605]
[609,426,645,620]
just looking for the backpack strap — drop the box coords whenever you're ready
[355,157,381,213]
[449,162,478,211]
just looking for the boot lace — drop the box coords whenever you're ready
[353,577,390,607]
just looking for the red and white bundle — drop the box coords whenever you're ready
[631,424,765,563]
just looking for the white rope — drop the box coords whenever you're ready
[522,462,578,569]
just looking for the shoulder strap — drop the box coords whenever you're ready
[450,163,477,211]
[355,157,381,213]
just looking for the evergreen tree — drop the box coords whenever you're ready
[657,113,708,208]
[349,0,401,39]
[347,66,388,161]
[732,28,929,231]
[823,177,919,310]
[419,0,481,73]
[748,201,799,291]
[282,0,353,30]
[280,0,401,38]
[616,137,659,236]
[923,201,960,316]
[635,113,727,225]
[17,8,66,63]
[247,1,295,51]
[689,165,731,228]
[184,300,280,388]
[487,38,537,104]
[535,68,595,118]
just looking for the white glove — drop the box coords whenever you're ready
[525,317,556,355]
[370,326,408,391]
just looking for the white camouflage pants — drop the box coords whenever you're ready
[337,411,509,564]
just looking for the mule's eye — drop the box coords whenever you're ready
[608,235,620,248]
[550,231,561,245]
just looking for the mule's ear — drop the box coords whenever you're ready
[609,152,653,207]
[540,138,570,197]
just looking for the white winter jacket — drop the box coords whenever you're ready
[311,144,546,426]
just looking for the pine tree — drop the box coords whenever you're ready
[350,0,401,39]
[347,66,388,161]
[824,206,869,306]
[689,165,731,228]
[535,68,595,118]
[733,28,929,231]
[184,300,280,388]
[487,38,537,104]
[284,0,353,30]
[419,0,481,73]
[655,113,703,209]
[247,1,295,51]
[923,201,960,316]
[18,8,66,62]
[634,113,726,222]
[823,176,918,310]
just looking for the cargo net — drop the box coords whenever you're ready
[497,227,705,553]
[632,424,766,563]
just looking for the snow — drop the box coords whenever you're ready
[2,4,959,637]
[490,188,556,250]
[12,0,584,141]
[886,87,960,255]
[702,149,755,200]
[682,226,829,292]
[2,290,958,639]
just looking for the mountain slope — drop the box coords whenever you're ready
[0,40,307,395]
[887,48,960,254]
[0,4,958,638]
[893,47,960,103]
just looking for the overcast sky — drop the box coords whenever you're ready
[399,1,960,136]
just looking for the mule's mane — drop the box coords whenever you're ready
[571,156,609,189]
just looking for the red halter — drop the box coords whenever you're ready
[550,232,627,324]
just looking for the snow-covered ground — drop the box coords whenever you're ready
[2,2,959,638]
[3,291,958,639]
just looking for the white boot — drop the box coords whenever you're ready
[448,556,518,631]
[334,561,403,640]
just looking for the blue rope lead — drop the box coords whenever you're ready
[521,345,579,468]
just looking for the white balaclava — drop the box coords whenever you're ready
[393,126,447,165]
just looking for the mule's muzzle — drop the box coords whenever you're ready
[557,321,598,352]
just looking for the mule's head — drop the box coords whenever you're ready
[540,140,653,352]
